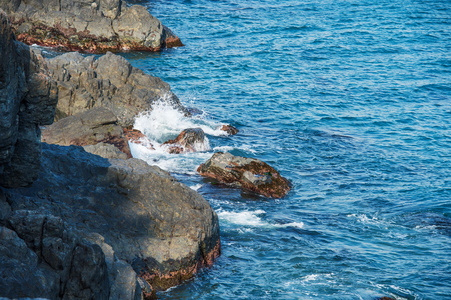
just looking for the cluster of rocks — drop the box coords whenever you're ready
[0,0,291,298]
[0,0,183,53]
[0,8,220,300]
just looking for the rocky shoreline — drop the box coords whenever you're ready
[0,0,183,53]
[0,7,219,299]
[0,2,290,299]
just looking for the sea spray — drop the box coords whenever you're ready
[130,98,234,174]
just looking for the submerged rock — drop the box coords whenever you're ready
[46,51,188,127]
[5,143,221,295]
[0,9,58,188]
[162,128,210,154]
[41,106,132,158]
[0,0,183,53]
[198,152,290,198]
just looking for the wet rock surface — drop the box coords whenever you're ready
[124,128,155,151]
[219,124,239,135]
[198,152,291,198]
[162,128,210,154]
[0,0,183,53]
[46,51,188,127]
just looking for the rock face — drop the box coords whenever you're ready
[45,51,188,127]
[198,152,290,198]
[3,143,221,296]
[0,9,58,188]
[1,10,220,299]
[0,213,110,299]
[41,106,132,158]
[0,0,183,53]
[162,128,210,154]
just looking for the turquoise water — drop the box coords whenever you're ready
[125,0,451,299]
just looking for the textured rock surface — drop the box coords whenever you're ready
[83,142,129,159]
[0,212,110,299]
[41,106,132,158]
[46,51,188,127]
[6,143,221,293]
[0,0,183,53]
[162,128,210,154]
[0,9,58,188]
[198,152,291,198]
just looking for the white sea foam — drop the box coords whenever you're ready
[134,98,228,143]
[217,209,304,229]
[190,184,203,191]
[129,97,242,173]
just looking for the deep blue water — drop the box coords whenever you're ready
[124,0,451,299]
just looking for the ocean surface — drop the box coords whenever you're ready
[54,0,451,298]
[124,0,451,299]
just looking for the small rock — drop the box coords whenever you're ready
[219,124,239,135]
[197,152,290,198]
[162,128,210,154]
[124,128,155,151]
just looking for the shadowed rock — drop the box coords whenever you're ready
[0,0,183,53]
[5,143,221,295]
[198,152,290,198]
[0,212,110,299]
[0,9,58,188]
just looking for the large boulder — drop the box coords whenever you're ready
[6,143,221,293]
[198,152,291,198]
[0,0,183,53]
[41,106,132,158]
[46,51,188,127]
[0,9,58,188]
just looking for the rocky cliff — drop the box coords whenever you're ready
[0,9,220,299]
[0,9,57,188]
[0,0,183,53]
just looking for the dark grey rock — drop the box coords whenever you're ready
[46,51,188,127]
[7,143,221,292]
[41,106,132,158]
[83,143,129,159]
[0,9,58,188]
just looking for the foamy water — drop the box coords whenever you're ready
[130,98,234,173]
[218,209,304,229]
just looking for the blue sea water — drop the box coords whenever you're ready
[125,0,450,299]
